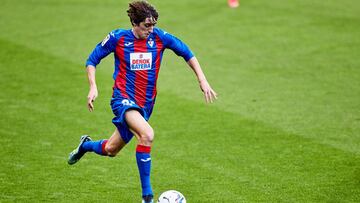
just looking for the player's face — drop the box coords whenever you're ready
[133,17,156,39]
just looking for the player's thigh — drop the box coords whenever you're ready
[125,109,153,141]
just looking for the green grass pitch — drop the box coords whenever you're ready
[1,0,360,202]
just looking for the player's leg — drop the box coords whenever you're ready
[125,110,154,202]
[81,128,126,156]
[104,128,127,156]
[68,129,126,165]
[126,110,154,146]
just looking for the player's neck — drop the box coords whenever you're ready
[131,28,139,39]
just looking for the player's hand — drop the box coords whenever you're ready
[200,80,218,103]
[87,86,98,112]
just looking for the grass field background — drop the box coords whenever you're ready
[1,0,360,202]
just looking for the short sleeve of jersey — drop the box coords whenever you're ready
[86,31,117,67]
[158,29,194,61]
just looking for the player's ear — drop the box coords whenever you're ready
[132,20,139,27]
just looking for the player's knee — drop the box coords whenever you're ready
[140,127,154,145]
[105,144,119,157]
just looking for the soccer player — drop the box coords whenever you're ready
[67,1,217,202]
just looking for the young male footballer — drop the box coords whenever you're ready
[68,1,217,202]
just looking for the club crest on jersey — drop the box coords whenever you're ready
[130,52,152,71]
[148,38,154,47]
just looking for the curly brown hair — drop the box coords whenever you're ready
[127,1,159,25]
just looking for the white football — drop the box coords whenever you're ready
[157,190,186,203]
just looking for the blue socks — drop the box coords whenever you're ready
[81,141,153,197]
[81,139,108,156]
[136,145,153,197]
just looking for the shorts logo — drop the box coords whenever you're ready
[121,99,135,106]
[130,52,152,71]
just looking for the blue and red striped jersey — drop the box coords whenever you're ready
[86,27,194,108]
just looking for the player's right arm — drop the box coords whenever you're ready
[85,31,117,111]
[86,65,97,112]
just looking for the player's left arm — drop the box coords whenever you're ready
[159,29,217,103]
[187,57,218,103]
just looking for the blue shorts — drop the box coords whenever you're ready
[110,90,153,143]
